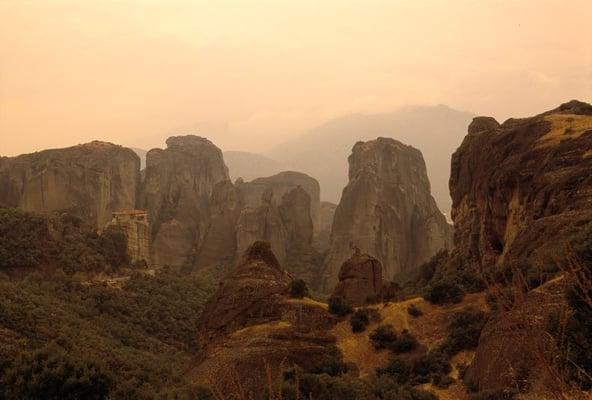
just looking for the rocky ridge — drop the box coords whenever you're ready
[450,100,592,269]
[0,141,140,229]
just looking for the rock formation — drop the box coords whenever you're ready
[238,171,321,234]
[322,137,453,292]
[0,141,140,229]
[232,180,322,285]
[314,201,337,251]
[235,188,289,265]
[104,210,151,266]
[198,241,292,337]
[450,100,592,269]
[194,241,338,396]
[139,135,229,268]
[193,180,244,270]
[332,253,383,306]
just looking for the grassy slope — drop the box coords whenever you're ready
[332,293,488,399]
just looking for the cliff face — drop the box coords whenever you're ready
[0,141,140,229]
[240,171,321,234]
[235,188,289,266]
[139,135,229,268]
[193,180,244,270]
[192,171,322,285]
[450,100,592,269]
[322,137,452,291]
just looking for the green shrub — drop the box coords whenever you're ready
[0,208,55,269]
[288,279,309,298]
[439,307,487,357]
[379,351,452,387]
[369,324,397,350]
[307,346,350,376]
[424,281,464,305]
[328,296,353,317]
[2,343,112,400]
[468,388,518,400]
[365,294,380,304]
[0,267,217,399]
[407,304,423,317]
[350,308,381,333]
[368,375,438,400]
[389,330,419,354]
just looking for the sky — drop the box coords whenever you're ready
[1,0,591,156]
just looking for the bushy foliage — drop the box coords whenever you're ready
[278,366,438,400]
[288,279,309,298]
[390,330,419,354]
[350,308,381,333]
[424,281,464,305]
[407,304,423,317]
[306,346,352,376]
[369,324,398,350]
[439,307,487,357]
[0,267,217,399]
[0,208,129,274]
[468,388,517,400]
[0,208,55,269]
[328,295,353,317]
[378,351,452,387]
[415,250,488,304]
[1,343,112,400]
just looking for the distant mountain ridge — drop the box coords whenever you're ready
[222,151,284,182]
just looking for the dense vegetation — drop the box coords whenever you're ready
[439,307,487,357]
[274,348,438,400]
[288,278,309,298]
[328,295,353,317]
[349,307,381,333]
[0,208,129,274]
[0,268,217,399]
[370,325,419,354]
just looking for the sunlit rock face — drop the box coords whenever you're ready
[139,135,229,268]
[0,141,140,229]
[450,100,592,269]
[322,137,452,292]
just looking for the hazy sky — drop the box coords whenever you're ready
[1,0,590,156]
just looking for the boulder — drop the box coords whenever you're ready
[450,100,592,269]
[0,141,140,229]
[322,137,453,291]
[332,253,383,306]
